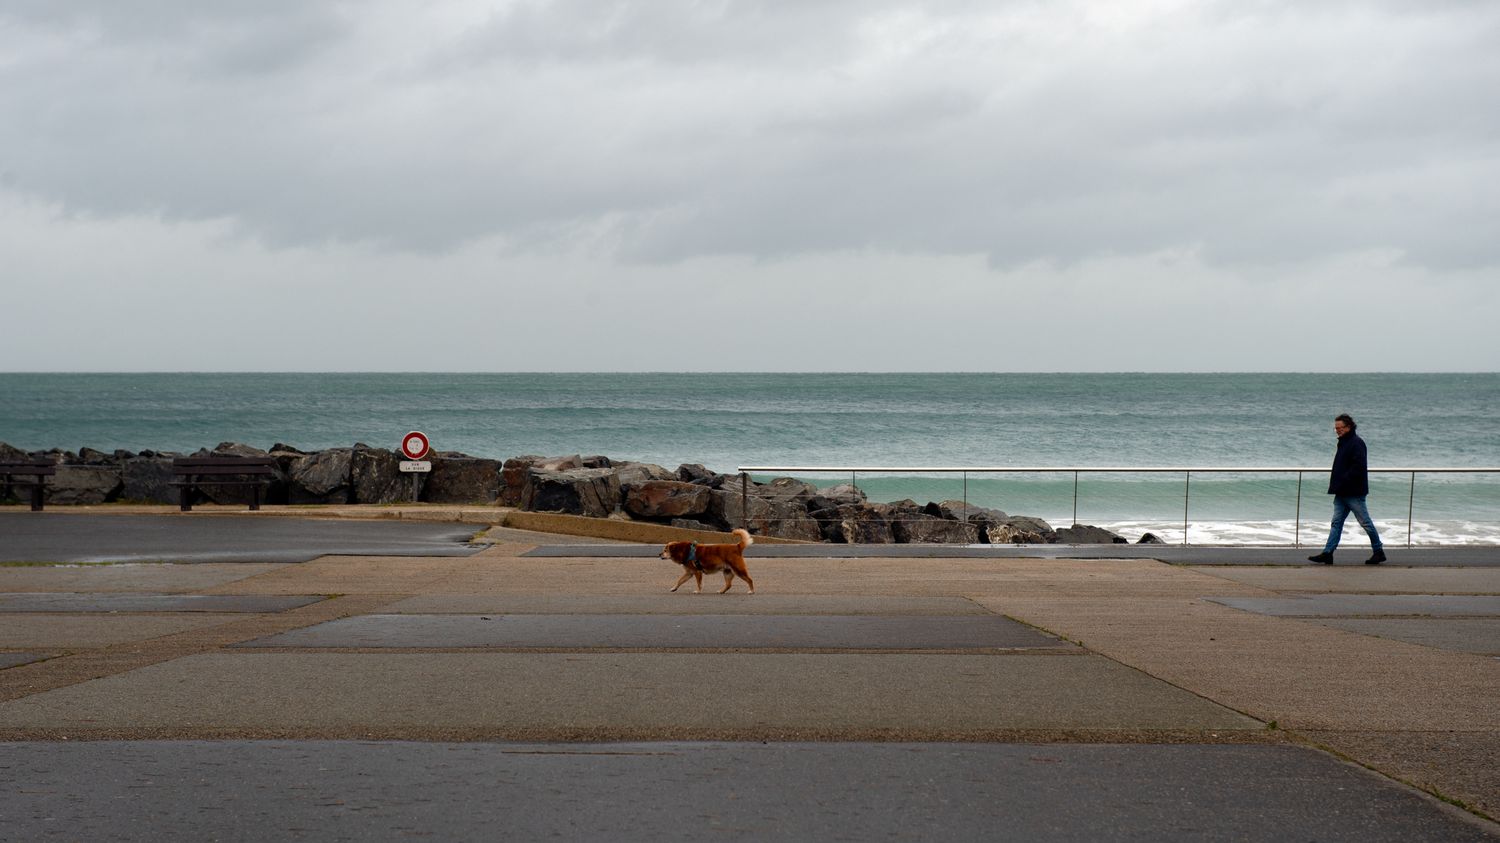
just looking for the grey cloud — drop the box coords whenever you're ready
[1,0,1496,270]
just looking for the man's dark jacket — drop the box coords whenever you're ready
[1328,431,1370,497]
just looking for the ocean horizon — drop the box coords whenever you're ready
[4,372,1497,545]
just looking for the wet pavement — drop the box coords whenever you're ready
[1,508,1497,840]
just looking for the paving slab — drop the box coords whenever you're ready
[0,513,482,563]
[384,594,993,616]
[2,741,1493,843]
[0,615,245,649]
[1209,594,1500,617]
[1310,618,1500,655]
[0,654,45,670]
[238,614,1070,651]
[0,593,327,614]
[1189,565,1500,594]
[0,562,289,593]
[0,652,1259,738]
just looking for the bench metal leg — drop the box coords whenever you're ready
[250,485,261,511]
[180,483,194,512]
[31,483,44,512]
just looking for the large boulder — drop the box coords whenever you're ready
[893,512,981,544]
[758,477,819,502]
[613,462,676,487]
[1054,524,1129,544]
[120,456,177,504]
[987,516,1057,545]
[818,483,867,503]
[499,456,544,507]
[423,454,501,504]
[352,446,409,504]
[839,505,895,543]
[521,468,622,518]
[47,464,122,505]
[675,463,718,485]
[623,480,713,520]
[288,449,353,504]
[762,497,824,542]
[707,488,776,533]
[0,442,30,461]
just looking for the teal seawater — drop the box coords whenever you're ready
[2,373,1497,539]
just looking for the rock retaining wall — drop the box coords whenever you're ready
[0,442,1139,545]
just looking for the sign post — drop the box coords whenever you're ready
[399,431,432,503]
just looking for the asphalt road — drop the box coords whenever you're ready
[0,513,483,563]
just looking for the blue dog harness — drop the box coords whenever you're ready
[686,542,701,569]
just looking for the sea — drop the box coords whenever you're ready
[2,372,1497,546]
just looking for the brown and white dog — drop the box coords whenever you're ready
[660,528,755,594]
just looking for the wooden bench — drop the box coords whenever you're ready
[171,456,277,512]
[0,459,56,511]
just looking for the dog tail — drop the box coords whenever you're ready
[732,528,754,549]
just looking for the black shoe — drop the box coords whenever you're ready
[1365,550,1386,565]
[1308,553,1334,565]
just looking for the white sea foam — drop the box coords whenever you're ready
[1096,519,1500,547]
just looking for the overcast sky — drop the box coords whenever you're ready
[2,0,1496,372]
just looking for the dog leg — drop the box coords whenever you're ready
[693,571,704,593]
[670,570,694,593]
[719,570,734,594]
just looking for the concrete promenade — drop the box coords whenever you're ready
[1,506,1497,840]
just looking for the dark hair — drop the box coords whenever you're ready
[1335,413,1356,432]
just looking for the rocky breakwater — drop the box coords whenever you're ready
[0,441,500,508]
[1,442,1144,545]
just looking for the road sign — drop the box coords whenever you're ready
[401,431,430,461]
[399,460,432,473]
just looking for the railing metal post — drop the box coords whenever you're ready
[963,471,969,525]
[1182,471,1191,546]
[1407,471,1416,549]
[741,472,749,531]
[1072,471,1079,527]
[1294,471,1303,549]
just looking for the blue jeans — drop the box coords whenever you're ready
[1323,495,1383,554]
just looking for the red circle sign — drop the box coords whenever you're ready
[401,431,430,460]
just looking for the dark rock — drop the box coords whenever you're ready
[269,443,307,456]
[623,480,713,520]
[423,456,501,504]
[112,449,136,461]
[1054,524,1129,544]
[0,442,30,461]
[614,462,676,487]
[670,518,716,532]
[707,488,776,533]
[839,506,895,543]
[893,512,981,544]
[48,464,123,505]
[211,442,271,459]
[499,456,544,507]
[120,457,176,504]
[1137,532,1166,545]
[818,483,867,503]
[987,516,1057,545]
[522,468,622,518]
[535,455,585,472]
[762,497,823,541]
[352,446,409,505]
[759,477,818,502]
[676,463,717,484]
[77,447,117,465]
[288,449,353,504]
[580,455,614,469]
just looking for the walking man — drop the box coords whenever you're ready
[1309,414,1386,565]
